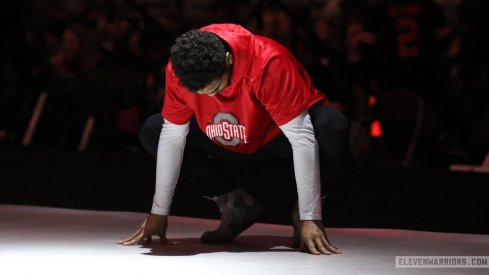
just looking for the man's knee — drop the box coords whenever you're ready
[139,113,164,157]
[309,105,349,132]
[140,113,164,134]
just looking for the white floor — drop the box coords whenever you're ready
[0,205,487,275]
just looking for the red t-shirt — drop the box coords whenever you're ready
[163,24,327,154]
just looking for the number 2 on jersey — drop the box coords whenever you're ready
[396,17,419,58]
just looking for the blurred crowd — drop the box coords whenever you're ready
[1,0,488,165]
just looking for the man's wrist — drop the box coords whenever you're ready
[150,213,168,217]
[300,220,324,227]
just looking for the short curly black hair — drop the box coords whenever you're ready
[170,30,227,92]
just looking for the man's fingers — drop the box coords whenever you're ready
[327,244,342,254]
[303,236,341,255]
[305,239,320,255]
[321,236,342,254]
[313,237,331,255]
[121,231,144,246]
[315,239,332,255]
[117,228,143,244]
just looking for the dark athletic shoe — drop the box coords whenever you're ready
[201,188,264,243]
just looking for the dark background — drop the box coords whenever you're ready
[1,146,488,234]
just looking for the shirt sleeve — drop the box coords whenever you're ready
[151,119,189,215]
[279,110,322,220]
[162,64,194,125]
[256,55,322,126]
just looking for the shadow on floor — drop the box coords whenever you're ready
[141,236,300,256]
